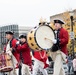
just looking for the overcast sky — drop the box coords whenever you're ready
[0,0,76,27]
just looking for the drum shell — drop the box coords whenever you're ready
[0,53,13,72]
[27,26,40,50]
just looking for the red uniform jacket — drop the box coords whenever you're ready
[34,50,49,68]
[59,28,69,55]
[11,39,20,63]
[16,43,32,66]
[4,38,20,68]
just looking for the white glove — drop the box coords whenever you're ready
[51,39,57,44]
[16,41,20,45]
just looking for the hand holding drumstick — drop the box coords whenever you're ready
[44,38,57,44]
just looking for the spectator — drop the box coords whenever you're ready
[67,54,72,73]
[73,54,76,75]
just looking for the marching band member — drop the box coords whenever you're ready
[50,19,69,75]
[32,49,49,75]
[4,31,20,75]
[16,34,32,75]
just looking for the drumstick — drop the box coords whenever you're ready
[44,38,53,43]
[44,37,52,41]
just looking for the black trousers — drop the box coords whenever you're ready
[68,66,71,73]
[74,71,76,75]
[19,65,22,75]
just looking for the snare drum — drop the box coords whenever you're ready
[0,53,13,72]
[27,23,55,51]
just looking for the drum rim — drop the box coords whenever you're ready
[34,24,55,50]
[0,66,13,72]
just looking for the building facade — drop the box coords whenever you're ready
[19,26,32,36]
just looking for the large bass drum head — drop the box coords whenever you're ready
[35,25,55,50]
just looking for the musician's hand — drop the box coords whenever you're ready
[51,39,57,44]
[10,48,13,51]
[16,41,20,45]
[44,38,57,44]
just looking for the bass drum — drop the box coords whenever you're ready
[27,23,55,51]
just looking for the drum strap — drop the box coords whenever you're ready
[56,29,60,48]
[51,29,61,52]
[39,51,46,59]
[54,28,61,49]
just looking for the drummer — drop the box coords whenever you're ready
[32,48,49,75]
[50,19,69,75]
[4,31,20,75]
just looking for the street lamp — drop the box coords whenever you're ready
[69,11,74,58]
